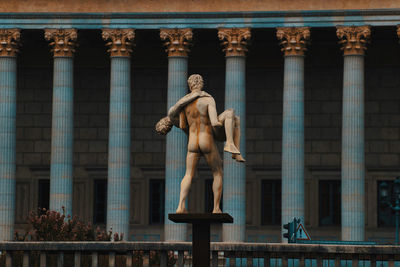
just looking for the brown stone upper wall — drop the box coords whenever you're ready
[1,0,399,13]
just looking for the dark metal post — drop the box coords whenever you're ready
[394,197,400,245]
[395,209,399,245]
[193,222,210,267]
[169,213,233,267]
[394,179,400,245]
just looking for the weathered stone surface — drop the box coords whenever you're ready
[16,141,34,152]
[311,141,330,153]
[79,128,97,140]
[89,141,107,153]
[305,154,321,166]
[34,141,50,153]
[23,153,42,165]
[24,128,42,140]
[134,153,152,165]
[321,154,340,166]
[379,154,399,166]
[74,141,89,153]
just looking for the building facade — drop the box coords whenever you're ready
[1,0,400,243]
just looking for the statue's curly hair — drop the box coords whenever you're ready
[187,74,203,91]
[155,116,173,135]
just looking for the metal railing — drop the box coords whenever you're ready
[1,241,400,267]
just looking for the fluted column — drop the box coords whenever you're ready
[102,29,134,240]
[160,29,192,241]
[276,27,310,242]
[45,29,77,216]
[337,26,370,241]
[0,29,20,241]
[218,28,250,242]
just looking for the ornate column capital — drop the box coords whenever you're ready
[336,26,371,56]
[0,29,21,57]
[160,29,193,57]
[102,29,135,57]
[218,28,251,57]
[276,27,310,56]
[44,29,77,57]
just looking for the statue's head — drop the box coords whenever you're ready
[188,74,204,92]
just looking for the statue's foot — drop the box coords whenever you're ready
[212,208,222,214]
[176,207,188,214]
[232,154,246,163]
[224,143,240,154]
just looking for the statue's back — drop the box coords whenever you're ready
[184,98,216,154]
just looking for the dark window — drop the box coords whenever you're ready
[93,179,107,224]
[205,179,223,213]
[38,179,50,213]
[261,180,281,225]
[378,180,396,227]
[149,179,165,224]
[319,180,341,226]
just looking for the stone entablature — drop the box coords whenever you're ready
[218,28,251,57]
[0,29,20,57]
[336,26,371,56]
[102,29,135,57]
[1,0,399,12]
[0,11,397,29]
[44,29,77,57]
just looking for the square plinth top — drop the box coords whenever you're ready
[168,213,233,224]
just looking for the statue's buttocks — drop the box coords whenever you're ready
[185,98,215,154]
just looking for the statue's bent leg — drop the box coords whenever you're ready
[218,109,240,154]
[176,151,200,213]
[204,146,223,214]
[232,115,245,162]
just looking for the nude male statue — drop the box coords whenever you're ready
[156,74,244,213]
